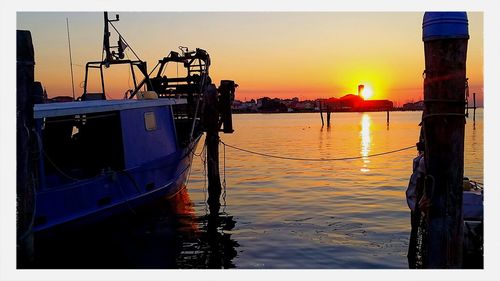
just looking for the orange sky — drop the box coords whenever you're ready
[16,12,483,106]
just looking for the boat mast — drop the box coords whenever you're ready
[66,18,76,100]
[103,12,122,65]
[82,12,151,100]
[103,12,112,63]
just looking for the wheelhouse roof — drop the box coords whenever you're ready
[34,98,187,119]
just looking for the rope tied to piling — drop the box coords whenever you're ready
[219,140,416,162]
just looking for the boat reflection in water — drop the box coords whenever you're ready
[31,185,239,269]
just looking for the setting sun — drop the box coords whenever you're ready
[361,85,373,100]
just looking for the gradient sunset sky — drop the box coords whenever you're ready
[16,12,483,105]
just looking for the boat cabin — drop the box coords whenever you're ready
[34,99,186,190]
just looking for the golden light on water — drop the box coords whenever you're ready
[360,113,371,173]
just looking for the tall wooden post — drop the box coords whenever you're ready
[218,80,236,133]
[17,30,36,266]
[386,110,390,130]
[319,101,324,126]
[473,92,476,123]
[203,84,222,216]
[421,12,469,268]
[326,105,331,127]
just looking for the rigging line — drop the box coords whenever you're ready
[159,61,168,77]
[185,140,206,188]
[66,18,76,100]
[32,129,81,181]
[108,21,141,61]
[125,50,132,89]
[193,141,207,157]
[220,140,416,162]
[200,142,208,215]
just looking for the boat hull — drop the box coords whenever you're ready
[33,136,201,233]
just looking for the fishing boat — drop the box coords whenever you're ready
[24,12,236,233]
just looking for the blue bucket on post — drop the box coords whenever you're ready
[423,12,469,41]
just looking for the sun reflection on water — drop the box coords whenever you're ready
[360,113,371,173]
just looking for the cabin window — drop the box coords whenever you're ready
[41,112,124,186]
[144,112,157,131]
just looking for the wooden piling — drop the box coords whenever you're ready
[218,80,236,133]
[422,29,468,268]
[326,105,331,127]
[386,110,390,130]
[473,92,476,123]
[319,101,324,126]
[17,30,36,266]
[203,84,222,216]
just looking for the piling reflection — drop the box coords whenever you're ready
[360,113,371,173]
[169,188,239,269]
[175,214,238,268]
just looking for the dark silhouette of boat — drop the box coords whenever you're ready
[23,12,236,233]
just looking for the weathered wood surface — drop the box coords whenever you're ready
[203,84,222,216]
[422,38,468,268]
[17,30,36,266]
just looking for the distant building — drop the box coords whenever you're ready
[293,100,316,111]
[233,92,394,113]
[256,97,287,112]
[358,84,364,97]
[402,100,424,110]
[339,94,363,109]
[320,94,393,112]
[232,99,257,112]
[356,99,393,111]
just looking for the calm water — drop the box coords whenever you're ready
[32,110,483,269]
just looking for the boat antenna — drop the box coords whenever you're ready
[103,12,142,62]
[66,17,76,100]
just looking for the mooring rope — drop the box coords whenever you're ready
[194,142,209,215]
[219,140,415,162]
[221,140,227,213]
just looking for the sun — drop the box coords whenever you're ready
[361,85,373,100]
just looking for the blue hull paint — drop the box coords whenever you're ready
[34,137,200,233]
[33,99,202,234]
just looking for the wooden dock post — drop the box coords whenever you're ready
[203,83,222,216]
[326,105,331,127]
[319,101,324,126]
[219,80,236,133]
[421,12,469,268]
[473,92,476,123]
[17,30,36,266]
[386,110,390,130]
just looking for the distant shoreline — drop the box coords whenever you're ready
[232,107,483,114]
[232,109,424,114]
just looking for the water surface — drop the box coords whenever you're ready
[185,110,483,268]
[32,110,483,269]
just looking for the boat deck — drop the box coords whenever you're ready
[34,98,187,118]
